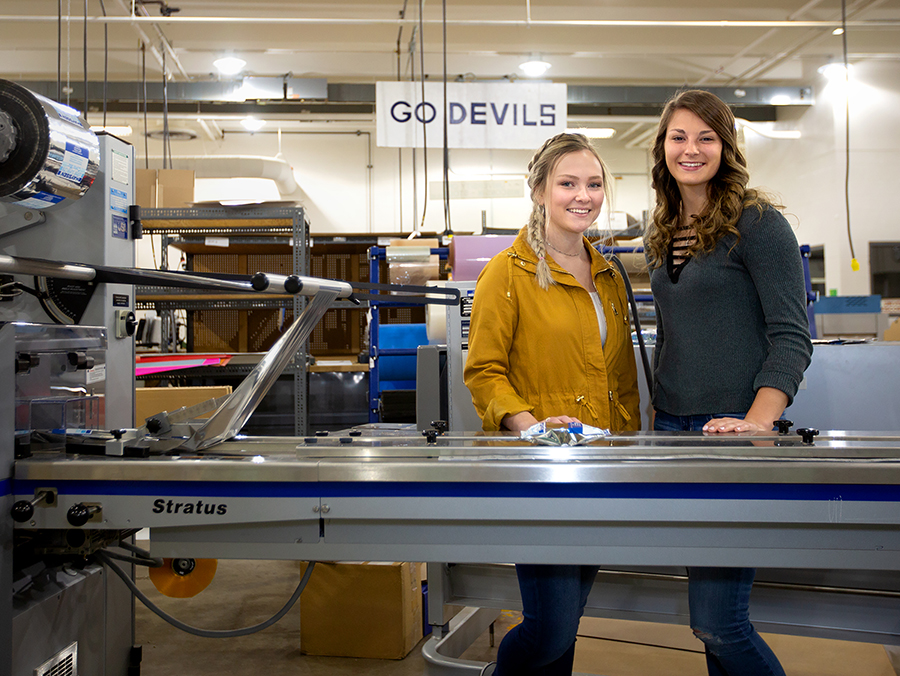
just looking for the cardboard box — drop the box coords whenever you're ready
[299,562,424,659]
[135,385,232,425]
[135,169,195,208]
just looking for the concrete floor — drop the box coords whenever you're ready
[134,558,900,676]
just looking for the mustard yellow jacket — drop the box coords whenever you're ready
[464,229,641,432]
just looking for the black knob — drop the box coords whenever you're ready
[11,501,34,522]
[284,275,303,294]
[111,429,125,440]
[775,419,793,435]
[349,430,362,437]
[146,417,162,434]
[250,272,269,291]
[797,428,820,445]
[423,429,438,444]
[339,437,353,444]
[15,352,40,374]
[431,420,448,434]
[67,503,98,527]
[315,430,329,437]
[171,558,196,576]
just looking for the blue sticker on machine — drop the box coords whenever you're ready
[110,187,128,214]
[16,191,65,209]
[112,214,128,239]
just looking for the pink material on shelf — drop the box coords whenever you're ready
[449,235,516,281]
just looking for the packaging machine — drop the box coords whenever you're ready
[11,407,900,673]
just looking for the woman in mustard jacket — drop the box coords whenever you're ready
[464,133,640,676]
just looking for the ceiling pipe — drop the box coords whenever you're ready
[726,0,889,85]
[694,0,828,86]
[2,15,897,28]
[147,155,301,198]
[111,0,189,80]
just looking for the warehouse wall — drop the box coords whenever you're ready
[138,62,900,295]
[747,60,900,296]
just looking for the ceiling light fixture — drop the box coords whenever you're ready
[818,62,853,81]
[832,27,845,35]
[567,127,616,139]
[736,119,801,140]
[241,117,266,132]
[519,56,551,78]
[214,56,247,75]
[90,125,133,137]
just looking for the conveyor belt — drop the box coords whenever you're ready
[14,429,900,569]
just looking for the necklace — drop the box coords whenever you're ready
[547,241,584,258]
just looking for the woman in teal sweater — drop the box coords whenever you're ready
[645,89,812,676]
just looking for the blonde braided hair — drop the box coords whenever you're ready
[526,133,612,289]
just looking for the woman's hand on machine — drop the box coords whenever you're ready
[502,412,583,432]
[702,417,770,434]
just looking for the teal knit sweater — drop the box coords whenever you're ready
[649,205,813,416]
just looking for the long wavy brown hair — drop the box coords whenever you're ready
[645,89,773,269]
[526,133,612,289]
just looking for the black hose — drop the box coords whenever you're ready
[609,254,653,395]
[98,552,316,638]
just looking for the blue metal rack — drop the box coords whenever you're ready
[367,246,449,422]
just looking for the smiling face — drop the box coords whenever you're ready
[664,108,723,193]
[540,148,606,240]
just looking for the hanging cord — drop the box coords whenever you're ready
[57,0,62,101]
[395,1,408,233]
[840,0,858,272]
[99,0,108,126]
[66,0,72,106]
[416,0,429,232]
[142,42,149,168]
[162,42,170,169]
[82,0,88,116]
[97,551,317,639]
[609,254,653,395]
[441,0,452,237]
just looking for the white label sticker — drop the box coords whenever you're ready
[205,237,230,248]
[111,149,130,185]
[86,363,106,385]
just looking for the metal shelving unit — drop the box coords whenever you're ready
[137,206,311,435]
[367,246,449,422]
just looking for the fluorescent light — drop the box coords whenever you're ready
[214,56,246,75]
[519,57,551,78]
[90,125,133,137]
[769,94,793,106]
[832,27,845,35]
[567,127,616,139]
[736,119,801,140]
[818,62,853,81]
[240,117,266,132]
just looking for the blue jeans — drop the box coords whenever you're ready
[654,409,786,676]
[495,564,598,676]
[653,409,748,432]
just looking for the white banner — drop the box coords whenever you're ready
[376,81,567,149]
